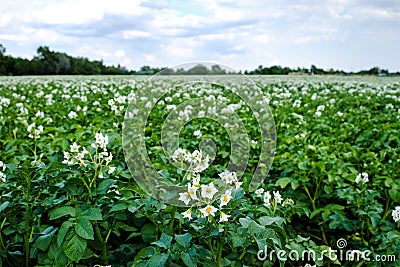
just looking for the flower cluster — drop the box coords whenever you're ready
[355,172,369,184]
[27,122,44,139]
[194,130,202,138]
[254,188,294,208]
[315,105,325,117]
[68,111,77,119]
[0,161,6,182]
[63,132,116,176]
[219,170,242,188]
[174,148,240,223]
[171,148,210,174]
[293,99,301,108]
[92,132,109,151]
[108,98,125,115]
[392,206,400,222]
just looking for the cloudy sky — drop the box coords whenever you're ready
[1,0,399,72]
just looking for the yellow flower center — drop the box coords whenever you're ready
[223,195,229,202]
[206,207,211,213]
[188,189,194,195]
[206,188,211,194]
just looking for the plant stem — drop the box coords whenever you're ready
[24,205,31,267]
[216,226,228,266]
[208,239,215,262]
[23,171,33,267]
[381,198,393,221]
[303,184,327,244]
[94,222,108,264]
[169,206,177,235]
[238,249,247,260]
[303,184,315,210]
[0,217,13,267]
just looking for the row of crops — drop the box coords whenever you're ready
[0,75,399,266]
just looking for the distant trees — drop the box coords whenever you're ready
[245,64,396,76]
[0,44,6,75]
[0,43,398,76]
[157,64,230,75]
[0,44,131,76]
[246,65,304,75]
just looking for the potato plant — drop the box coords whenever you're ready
[0,75,399,266]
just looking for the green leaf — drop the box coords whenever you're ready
[35,227,57,251]
[74,217,94,240]
[5,164,18,170]
[181,252,196,267]
[239,217,253,228]
[255,237,268,251]
[133,247,150,265]
[141,224,157,243]
[80,208,103,221]
[297,161,307,171]
[248,221,265,236]
[146,253,169,267]
[81,247,94,260]
[290,179,299,190]
[232,188,244,199]
[389,188,400,202]
[259,216,282,226]
[49,206,76,220]
[48,240,68,265]
[97,179,116,194]
[109,203,128,213]
[0,201,9,213]
[175,233,192,248]
[231,234,245,247]
[57,221,73,247]
[275,177,292,189]
[368,211,381,228]
[62,230,87,262]
[128,204,144,214]
[152,233,173,249]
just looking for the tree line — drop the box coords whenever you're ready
[244,64,396,76]
[0,44,131,75]
[0,44,398,76]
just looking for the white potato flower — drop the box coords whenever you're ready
[187,183,199,200]
[68,111,77,119]
[182,209,192,219]
[255,188,264,197]
[200,205,218,217]
[263,191,272,207]
[194,130,202,138]
[70,142,80,153]
[201,182,218,199]
[219,212,231,222]
[391,206,400,222]
[273,191,283,204]
[220,189,232,207]
[179,192,191,205]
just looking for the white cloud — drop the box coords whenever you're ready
[0,0,399,71]
[143,54,156,62]
[0,13,11,27]
[122,30,151,39]
[0,27,72,44]
[114,49,126,58]
[253,35,270,44]
[159,39,195,58]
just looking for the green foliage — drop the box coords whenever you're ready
[0,75,399,267]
